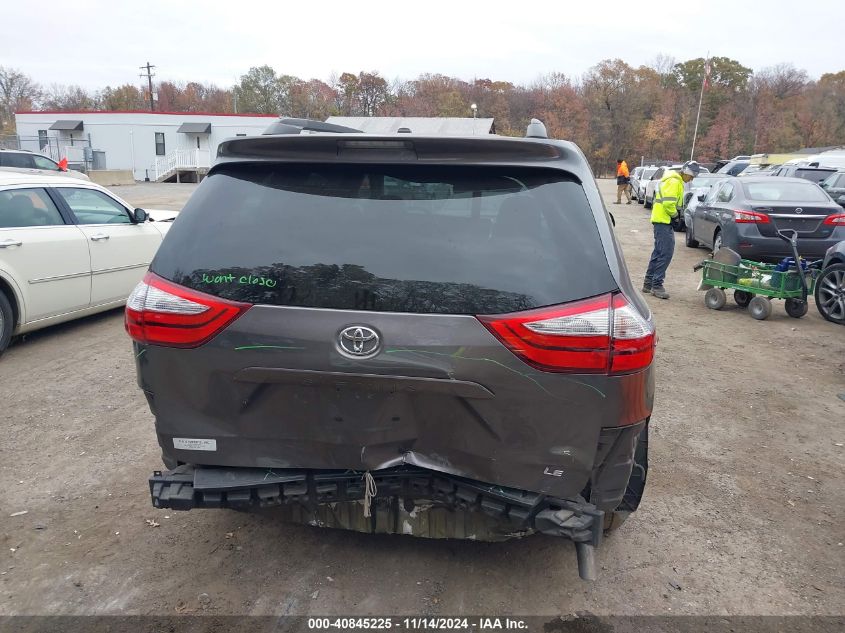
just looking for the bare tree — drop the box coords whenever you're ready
[0,66,42,133]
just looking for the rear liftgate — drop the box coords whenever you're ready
[150,465,605,580]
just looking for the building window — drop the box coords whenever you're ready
[154,132,166,156]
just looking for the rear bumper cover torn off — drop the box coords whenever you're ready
[149,464,604,547]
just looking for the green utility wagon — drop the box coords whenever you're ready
[696,229,819,320]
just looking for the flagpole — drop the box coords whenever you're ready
[690,54,709,161]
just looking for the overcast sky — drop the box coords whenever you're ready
[2,0,838,90]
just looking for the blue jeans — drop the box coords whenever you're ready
[645,222,675,287]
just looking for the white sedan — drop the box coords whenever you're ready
[0,173,177,354]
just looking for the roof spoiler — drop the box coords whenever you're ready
[263,118,362,135]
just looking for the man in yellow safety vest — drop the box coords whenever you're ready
[643,160,702,299]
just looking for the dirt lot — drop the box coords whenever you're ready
[1,179,843,617]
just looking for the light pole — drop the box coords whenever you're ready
[470,103,477,119]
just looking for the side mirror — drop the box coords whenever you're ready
[836,194,845,206]
[132,208,149,223]
[609,212,616,227]
[697,193,706,202]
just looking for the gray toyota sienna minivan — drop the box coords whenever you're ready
[127,120,654,580]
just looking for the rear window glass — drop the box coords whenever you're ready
[152,163,616,314]
[794,169,836,184]
[743,181,830,202]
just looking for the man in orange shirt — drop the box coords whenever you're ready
[615,158,632,204]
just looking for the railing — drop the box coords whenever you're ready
[153,149,212,180]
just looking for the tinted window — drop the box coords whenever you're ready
[0,153,34,169]
[793,169,836,184]
[31,155,60,170]
[56,188,131,224]
[152,164,617,314]
[743,181,830,202]
[643,168,658,179]
[716,183,734,202]
[0,188,65,228]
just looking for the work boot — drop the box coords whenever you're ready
[627,201,632,205]
[651,285,670,300]
[642,282,652,293]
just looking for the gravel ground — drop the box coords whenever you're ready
[1,179,843,617]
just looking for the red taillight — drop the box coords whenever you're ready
[734,210,770,224]
[477,293,655,375]
[125,272,250,348]
[823,213,845,226]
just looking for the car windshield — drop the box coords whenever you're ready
[743,181,830,202]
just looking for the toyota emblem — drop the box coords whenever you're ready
[338,326,380,358]
[795,207,803,214]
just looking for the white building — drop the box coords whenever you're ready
[13,111,278,181]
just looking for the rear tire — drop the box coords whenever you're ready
[0,291,13,356]
[814,263,845,325]
[705,287,727,310]
[749,296,772,320]
[784,298,808,318]
[685,224,699,248]
[712,231,723,254]
[644,195,652,210]
[734,290,752,307]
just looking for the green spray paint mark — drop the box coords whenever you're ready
[234,345,305,351]
[201,273,278,288]
[135,348,146,359]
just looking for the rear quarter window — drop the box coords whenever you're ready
[152,163,617,314]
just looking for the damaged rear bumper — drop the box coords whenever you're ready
[149,465,604,578]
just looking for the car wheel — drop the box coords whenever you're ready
[644,195,652,210]
[705,287,727,310]
[0,290,13,356]
[813,263,845,325]
[784,298,808,318]
[748,296,772,320]
[685,224,699,248]
[712,231,723,254]
[734,290,752,307]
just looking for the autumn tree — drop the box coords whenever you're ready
[99,84,146,111]
[0,66,41,133]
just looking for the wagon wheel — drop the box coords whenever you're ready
[748,296,772,320]
[704,288,726,310]
[734,290,752,308]
[784,298,808,319]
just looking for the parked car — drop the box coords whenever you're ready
[771,165,837,184]
[716,160,750,176]
[129,119,655,580]
[819,170,845,207]
[814,240,845,325]
[630,166,658,203]
[0,173,175,354]
[0,148,90,181]
[684,176,845,260]
[681,173,725,232]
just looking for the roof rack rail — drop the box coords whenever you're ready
[263,118,363,135]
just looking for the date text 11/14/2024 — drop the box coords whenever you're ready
[307,618,528,630]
